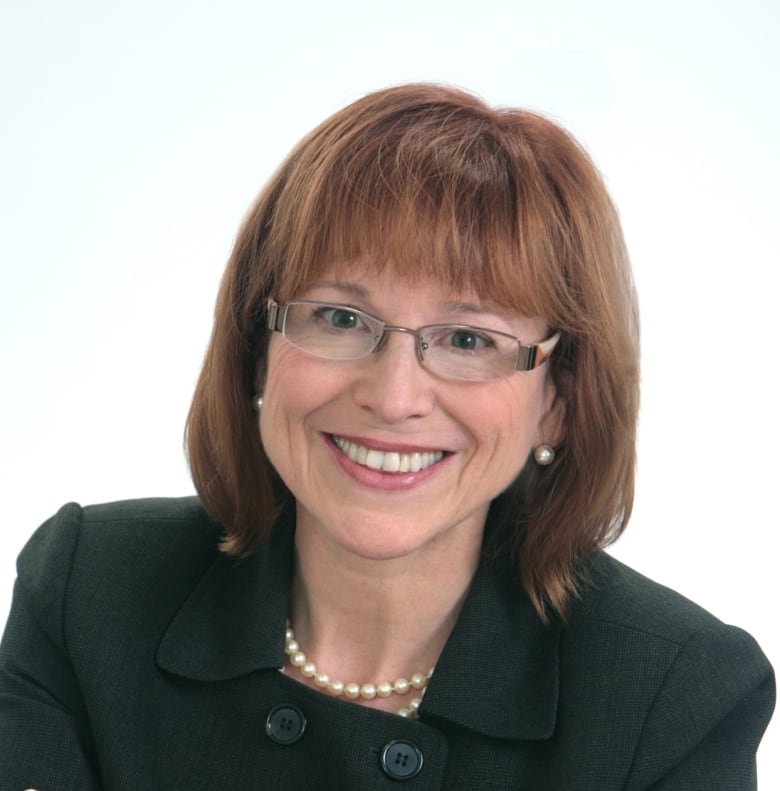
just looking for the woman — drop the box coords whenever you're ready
[1,84,774,789]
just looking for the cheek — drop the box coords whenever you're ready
[259,344,344,455]
[468,378,548,457]
[259,345,301,456]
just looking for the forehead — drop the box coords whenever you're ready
[301,263,505,310]
[285,257,541,319]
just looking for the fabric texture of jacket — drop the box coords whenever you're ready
[0,497,775,790]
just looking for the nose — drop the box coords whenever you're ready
[351,330,435,423]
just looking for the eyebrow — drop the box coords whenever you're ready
[308,281,371,300]
[441,300,516,320]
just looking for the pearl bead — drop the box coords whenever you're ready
[410,673,427,689]
[301,662,317,677]
[285,639,299,655]
[376,682,393,698]
[328,679,345,695]
[344,683,361,699]
[314,672,330,687]
[360,683,377,699]
[290,651,306,667]
[393,678,411,695]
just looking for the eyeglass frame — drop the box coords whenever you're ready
[266,298,560,380]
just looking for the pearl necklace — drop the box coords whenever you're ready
[284,621,433,718]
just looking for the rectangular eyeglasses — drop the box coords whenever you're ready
[267,298,560,382]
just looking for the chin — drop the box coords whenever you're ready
[340,525,433,561]
[306,503,426,555]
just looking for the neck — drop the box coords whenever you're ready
[288,512,483,685]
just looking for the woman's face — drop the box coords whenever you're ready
[259,266,562,564]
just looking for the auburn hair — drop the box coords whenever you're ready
[186,83,640,620]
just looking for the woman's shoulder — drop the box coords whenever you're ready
[574,552,724,639]
[20,496,221,571]
[567,551,773,701]
[74,495,216,533]
[559,552,775,788]
[79,495,221,554]
[15,498,224,636]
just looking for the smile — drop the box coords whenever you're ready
[332,436,445,473]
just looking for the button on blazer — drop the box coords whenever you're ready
[0,498,775,789]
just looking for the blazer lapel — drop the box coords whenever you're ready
[421,565,561,740]
[156,512,295,681]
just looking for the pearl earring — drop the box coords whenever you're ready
[534,444,555,466]
[252,394,264,411]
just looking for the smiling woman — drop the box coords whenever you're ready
[0,84,774,789]
[188,84,638,619]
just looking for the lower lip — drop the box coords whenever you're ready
[325,435,451,491]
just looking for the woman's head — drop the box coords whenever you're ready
[186,83,640,619]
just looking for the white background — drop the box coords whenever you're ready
[1,0,777,784]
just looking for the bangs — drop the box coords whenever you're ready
[266,99,564,323]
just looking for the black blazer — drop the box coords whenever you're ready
[0,498,774,790]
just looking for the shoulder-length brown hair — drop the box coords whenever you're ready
[186,83,640,620]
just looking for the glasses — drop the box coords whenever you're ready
[267,299,559,382]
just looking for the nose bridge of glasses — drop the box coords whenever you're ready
[376,325,427,359]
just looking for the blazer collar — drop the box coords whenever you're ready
[156,508,295,680]
[157,511,560,741]
[419,564,560,740]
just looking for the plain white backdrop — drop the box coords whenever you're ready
[1,0,777,784]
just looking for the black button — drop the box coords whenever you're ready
[265,704,307,745]
[380,740,423,780]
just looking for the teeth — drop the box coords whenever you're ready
[333,437,444,473]
[365,449,384,469]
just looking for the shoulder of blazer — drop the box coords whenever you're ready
[562,552,775,789]
[572,551,730,642]
[563,551,774,735]
[566,551,774,696]
[20,497,223,573]
[16,498,225,649]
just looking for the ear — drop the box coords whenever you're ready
[537,375,567,449]
[254,362,267,395]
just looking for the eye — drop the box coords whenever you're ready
[444,328,496,352]
[424,326,500,355]
[313,305,365,331]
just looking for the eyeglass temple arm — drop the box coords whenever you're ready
[516,331,561,371]
[267,299,283,332]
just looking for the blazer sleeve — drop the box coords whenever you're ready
[624,621,775,791]
[0,504,103,790]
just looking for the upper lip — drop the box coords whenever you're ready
[328,433,452,454]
